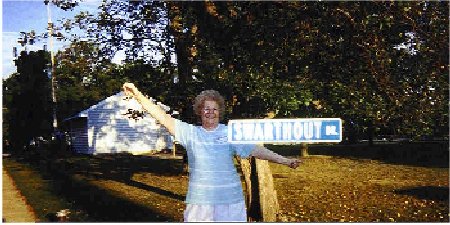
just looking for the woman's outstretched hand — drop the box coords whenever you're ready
[123,82,138,97]
[286,158,302,169]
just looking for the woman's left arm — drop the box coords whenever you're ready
[250,145,302,169]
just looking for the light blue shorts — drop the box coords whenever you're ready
[183,201,247,222]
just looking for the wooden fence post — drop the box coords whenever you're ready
[240,156,280,222]
[240,157,259,221]
[240,112,280,222]
[255,158,279,222]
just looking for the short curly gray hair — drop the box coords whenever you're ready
[193,90,226,121]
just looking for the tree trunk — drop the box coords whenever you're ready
[368,119,374,146]
[167,2,193,85]
[300,143,309,157]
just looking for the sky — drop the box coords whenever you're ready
[2,0,102,79]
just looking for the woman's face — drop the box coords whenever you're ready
[201,100,220,128]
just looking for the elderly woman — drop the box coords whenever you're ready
[123,83,301,222]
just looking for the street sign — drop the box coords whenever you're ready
[228,118,342,144]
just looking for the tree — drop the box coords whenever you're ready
[3,51,53,151]
[21,1,449,139]
[168,1,448,139]
[54,41,122,123]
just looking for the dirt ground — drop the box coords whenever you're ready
[271,155,448,222]
[4,150,449,222]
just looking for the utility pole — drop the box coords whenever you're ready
[45,0,58,132]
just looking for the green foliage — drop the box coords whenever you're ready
[169,1,448,138]
[3,51,53,149]
[10,1,447,141]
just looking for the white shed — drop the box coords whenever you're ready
[64,91,174,155]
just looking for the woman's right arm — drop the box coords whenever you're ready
[123,82,175,136]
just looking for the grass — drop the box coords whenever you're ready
[3,142,449,222]
[271,155,449,222]
[3,159,90,222]
[4,153,187,222]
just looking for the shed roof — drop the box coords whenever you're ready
[64,91,173,122]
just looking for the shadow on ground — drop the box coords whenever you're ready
[268,141,449,168]
[17,153,186,222]
[394,186,449,202]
